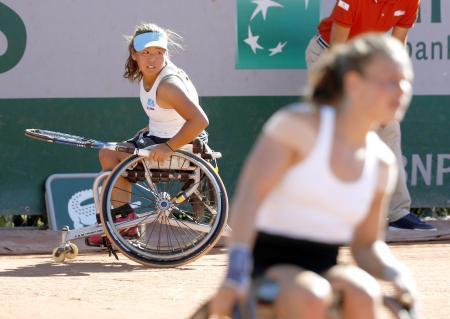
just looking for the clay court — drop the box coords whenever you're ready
[1,238,449,319]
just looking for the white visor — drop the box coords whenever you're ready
[133,32,168,52]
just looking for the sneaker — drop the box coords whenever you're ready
[85,204,140,247]
[85,235,108,247]
[388,213,437,231]
[115,211,140,238]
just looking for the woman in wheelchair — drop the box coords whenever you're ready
[87,22,209,246]
[209,34,418,318]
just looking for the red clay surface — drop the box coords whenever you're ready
[1,242,449,319]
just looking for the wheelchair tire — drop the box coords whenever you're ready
[99,150,228,267]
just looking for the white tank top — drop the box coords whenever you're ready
[256,106,381,244]
[139,60,199,138]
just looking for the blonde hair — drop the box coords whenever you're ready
[305,33,412,108]
[123,22,183,82]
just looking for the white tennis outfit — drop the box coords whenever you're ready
[139,60,199,138]
[256,104,395,245]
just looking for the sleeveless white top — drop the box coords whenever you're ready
[139,60,199,138]
[256,105,387,244]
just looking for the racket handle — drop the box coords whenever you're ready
[133,148,151,157]
[114,144,136,154]
[105,143,153,156]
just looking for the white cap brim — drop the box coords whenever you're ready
[133,32,168,51]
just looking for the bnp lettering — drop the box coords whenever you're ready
[406,154,450,187]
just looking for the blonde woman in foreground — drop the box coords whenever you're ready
[209,34,419,319]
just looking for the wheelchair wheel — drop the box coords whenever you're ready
[99,150,228,267]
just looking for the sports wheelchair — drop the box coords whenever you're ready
[52,138,229,267]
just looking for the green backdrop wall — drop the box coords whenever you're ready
[1,95,450,215]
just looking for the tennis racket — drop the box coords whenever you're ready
[25,128,153,157]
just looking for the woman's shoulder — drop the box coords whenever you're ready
[157,62,188,90]
[267,102,319,127]
[263,103,320,150]
[161,60,189,79]
[283,102,315,114]
[158,61,193,89]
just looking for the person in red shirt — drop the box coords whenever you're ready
[317,0,420,50]
[305,0,435,231]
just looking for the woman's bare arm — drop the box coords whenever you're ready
[330,23,351,46]
[351,160,402,278]
[157,77,209,149]
[228,133,298,247]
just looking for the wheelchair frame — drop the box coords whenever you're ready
[189,278,415,319]
[52,145,230,267]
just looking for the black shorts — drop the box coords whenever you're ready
[126,132,169,149]
[126,131,208,149]
[252,232,340,277]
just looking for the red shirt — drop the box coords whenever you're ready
[318,0,420,44]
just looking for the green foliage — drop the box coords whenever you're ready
[412,207,450,219]
[0,214,47,228]
[0,216,13,227]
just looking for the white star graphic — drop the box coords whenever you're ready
[250,0,283,20]
[244,26,264,54]
[269,41,287,56]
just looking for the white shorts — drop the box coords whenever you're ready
[305,34,329,68]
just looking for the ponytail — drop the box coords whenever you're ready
[304,33,411,108]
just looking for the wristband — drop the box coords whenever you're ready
[165,141,175,152]
[224,244,253,295]
[383,265,401,282]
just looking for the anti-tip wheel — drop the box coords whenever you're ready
[65,243,79,260]
[52,247,66,263]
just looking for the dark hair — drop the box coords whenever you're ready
[305,33,412,107]
[123,22,183,82]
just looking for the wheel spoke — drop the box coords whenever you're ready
[112,185,156,203]
[142,159,160,196]
[101,151,227,266]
